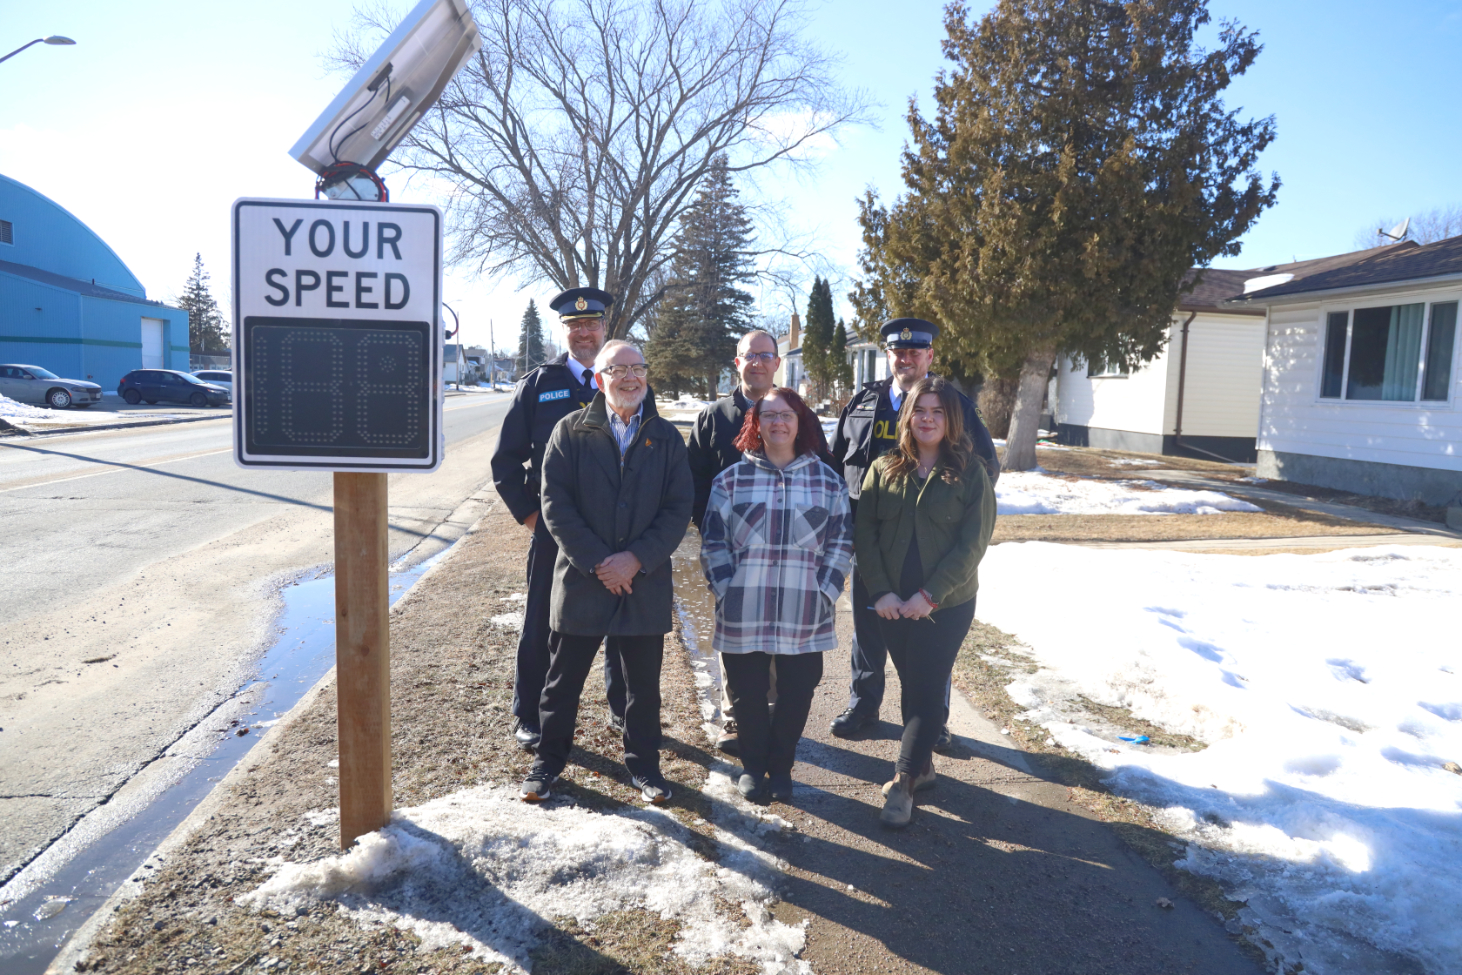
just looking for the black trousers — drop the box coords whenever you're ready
[721,652,823,780]
[536,631,664,780]
[879,597,977,776]
[513,518,626,727]
[847,566,954,721]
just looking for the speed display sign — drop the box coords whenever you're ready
[232,198,444,472]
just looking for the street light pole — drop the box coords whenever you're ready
[0,35,76,65]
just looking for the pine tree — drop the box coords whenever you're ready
[516,299,546,376]
[644,155,756,398]
[831,318,854,395]
[177,254,228,355]
[800,277,836,402]
[852,0,1278,469]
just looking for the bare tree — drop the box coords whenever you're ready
[1353,203,1462,250]
[332,0,868,339]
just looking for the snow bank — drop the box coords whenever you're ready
[980,542,1462,974]
[0,393,55,420]
[995,471,1261,515]
[242,785,810,974]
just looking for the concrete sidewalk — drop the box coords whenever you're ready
[671,559,1260,975]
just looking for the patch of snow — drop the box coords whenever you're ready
[488,611,524,631]
[242,785,809,974]
[979,542,1462,975]
[1107,457,1163,467]
[0,393,56,419]
[995,472,1261,516]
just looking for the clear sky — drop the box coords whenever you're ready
[3,0,1460,355]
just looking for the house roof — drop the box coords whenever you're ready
[1179,268,1263,314]
[0,258,171,308]
[1179,243,1408,314]
[1232,237,1462,303]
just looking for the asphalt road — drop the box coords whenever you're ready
[0,393,513,890]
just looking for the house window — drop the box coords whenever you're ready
[1086,354,1129,378]
[0,219,12,245]
[1320,300,1457,403]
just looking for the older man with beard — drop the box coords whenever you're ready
[522,341,693,805]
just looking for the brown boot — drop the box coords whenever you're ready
[882,759,935,797]
[880,773,915,827]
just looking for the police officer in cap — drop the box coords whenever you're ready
[491,286,628,750]
[828,318,1000,746]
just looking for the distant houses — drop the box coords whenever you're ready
[1233,237,1461,507]
[0,174,190,389]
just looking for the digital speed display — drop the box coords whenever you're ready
[233,198,443,472]
[242,317,432,460]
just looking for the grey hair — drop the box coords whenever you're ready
[737,329,778,356]
[593,339,644,373]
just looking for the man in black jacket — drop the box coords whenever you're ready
[522,341,693,806]
[829,318,1001,745]
[686,329,780,755]
[490,287,627,751]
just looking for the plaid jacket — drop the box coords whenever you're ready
[699,451,853,654]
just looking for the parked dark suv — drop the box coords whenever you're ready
[118,369,230,408]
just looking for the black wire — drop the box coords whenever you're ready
[329,74,391,164]
[327,74,384,163]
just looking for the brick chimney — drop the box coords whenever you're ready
[789,313,800,349]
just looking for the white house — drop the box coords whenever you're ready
[1052,246,1397,462]
[1229,236,1462,506]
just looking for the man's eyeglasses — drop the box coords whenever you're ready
[738,352,777,363]
[600,363,648,379]
[760,410,797,423]
[566,320,605,333]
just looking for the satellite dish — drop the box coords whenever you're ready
[1379,217,1411,242]
[290,0,480,200]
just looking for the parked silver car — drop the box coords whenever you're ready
[192,370,233,393]
[0,364,103,409]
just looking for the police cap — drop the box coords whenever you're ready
[880,318,939,349]
[549,287,615,320]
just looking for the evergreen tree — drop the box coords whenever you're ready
[831,318,854,395]
[644,155,755,398]
[800,277,836,401]
[852,0,1278,469]
[516,299,546,376]
[177,253,228,355]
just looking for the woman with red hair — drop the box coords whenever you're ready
[700,387,852,802]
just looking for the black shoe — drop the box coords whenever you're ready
[520,766,556,802]
[632,774,672,805]
[830,707,876,739]
[608,711,626,735]
[933,726,954,754]
[768,774,794,802]
[513,718,541,752]
[736,771,768,801]
[715,720,740,756]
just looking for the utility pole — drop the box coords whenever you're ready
[488,318,496,388]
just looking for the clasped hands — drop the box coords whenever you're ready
[873,591,934,620]
[595,550,641,596]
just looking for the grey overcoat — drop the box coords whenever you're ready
[540,392,693,636]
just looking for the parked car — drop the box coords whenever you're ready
[0,363,103,409]
[192,370,233,393]
[117,369,230,408]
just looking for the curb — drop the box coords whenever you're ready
[0,412,232,438]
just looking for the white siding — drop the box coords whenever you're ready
[1171,314,1266,437]
[1056,338,1172,436]
[1258,286,1462,472]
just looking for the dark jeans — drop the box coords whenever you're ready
[879,598,977,776]
[721,651,823,780]
[848,566,952,720]
[536,631,663,781]
[513,518,625,728]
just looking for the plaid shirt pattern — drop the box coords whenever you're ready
[700,451,853,654]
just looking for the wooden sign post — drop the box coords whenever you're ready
[332,472,392,846]
[232,198,444,850]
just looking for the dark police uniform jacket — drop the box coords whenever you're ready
[830,377,1001,503]
[491,352,597,523]
[686,387,754,531]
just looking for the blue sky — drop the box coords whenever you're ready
[3,0,1460,352]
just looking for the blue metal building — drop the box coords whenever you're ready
[0,173,189,389]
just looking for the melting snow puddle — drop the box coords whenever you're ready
[0,543,459,975]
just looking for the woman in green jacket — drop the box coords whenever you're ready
[854,376,996,827]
